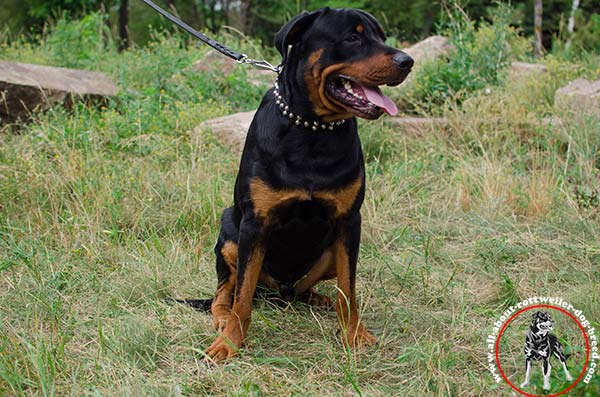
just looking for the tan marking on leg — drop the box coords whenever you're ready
[333,238,376,348]
[211,241,238,331]
[221,241,238,268]
[258,271,280,290]
[206,244,265,361]
[294,249,336,294]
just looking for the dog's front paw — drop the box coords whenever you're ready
[206,334,241,362]
[343,324,377,348]
[543,381,551,390]
[520,381,529,388]
[300,290,333,308]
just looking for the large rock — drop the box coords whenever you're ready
[196,110,255,153]
[0,60,118,124]
[402,36,453,66]
[554,79,600,116]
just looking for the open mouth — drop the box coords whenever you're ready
[325,76,399,119]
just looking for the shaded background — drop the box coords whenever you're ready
[0,0,599,52]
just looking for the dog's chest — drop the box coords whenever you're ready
[248,175,362,223]
[526,330,552,359]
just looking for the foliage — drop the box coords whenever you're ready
[0,12,600,397]
[572,13,600,53]
[399,3,531,114]
[0,0,598,54]
[45,12,113,69]
[24,0,101,20]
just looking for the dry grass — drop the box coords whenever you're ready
[1,26,600,397]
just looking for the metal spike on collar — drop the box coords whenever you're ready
[273,81,346,132]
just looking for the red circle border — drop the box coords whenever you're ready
[494,304,591,397]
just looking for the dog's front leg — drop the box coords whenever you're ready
[520,358,532,388]
[552,343,573,381]
[562,360,573,382]
[206,219,264,361]
[542,359,552,390]
[334,214,377,348]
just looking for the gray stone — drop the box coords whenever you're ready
[0,60,118,123]
[184,49,274,87]
[509,62,548,79]
[189,49,237,76]
[388,116,448,137]
[399,36,453,89]
[402,36,453,66]
[196,110,255,153]
[554,79,600,116]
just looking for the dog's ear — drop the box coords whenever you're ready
[274,8,327,65]
[532,312,538,320]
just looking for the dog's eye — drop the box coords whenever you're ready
[344,34,361,43]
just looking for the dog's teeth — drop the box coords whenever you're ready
[343,81,352,91]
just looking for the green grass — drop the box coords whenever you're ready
[1,14,600,397]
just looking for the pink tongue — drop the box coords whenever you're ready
[355,83,398,116]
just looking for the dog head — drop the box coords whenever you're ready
[530,311,554,335]
[274,8,413,122]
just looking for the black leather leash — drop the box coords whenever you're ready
[141,0,280,73]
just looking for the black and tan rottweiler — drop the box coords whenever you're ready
[178,7,413,361]
[521,311,574,390]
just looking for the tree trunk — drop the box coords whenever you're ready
[99,2,112,48]
[566,0,580,49]
[534,0,543,58]
[422,4,434,37]
[209,0,218,31]
[239,0,252,34]
[118,0,129,52]
[191,1,203,30]
[223,0,232,27]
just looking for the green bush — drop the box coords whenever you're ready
[44,12,112,69]
[572,13,600,54]
[400,3,530,114]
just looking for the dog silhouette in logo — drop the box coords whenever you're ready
[520,311,573,390]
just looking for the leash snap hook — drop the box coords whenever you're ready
[237,54,280,74]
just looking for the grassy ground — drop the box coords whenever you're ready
[1,15,600,397]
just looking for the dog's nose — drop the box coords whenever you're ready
[393,52,414,71]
